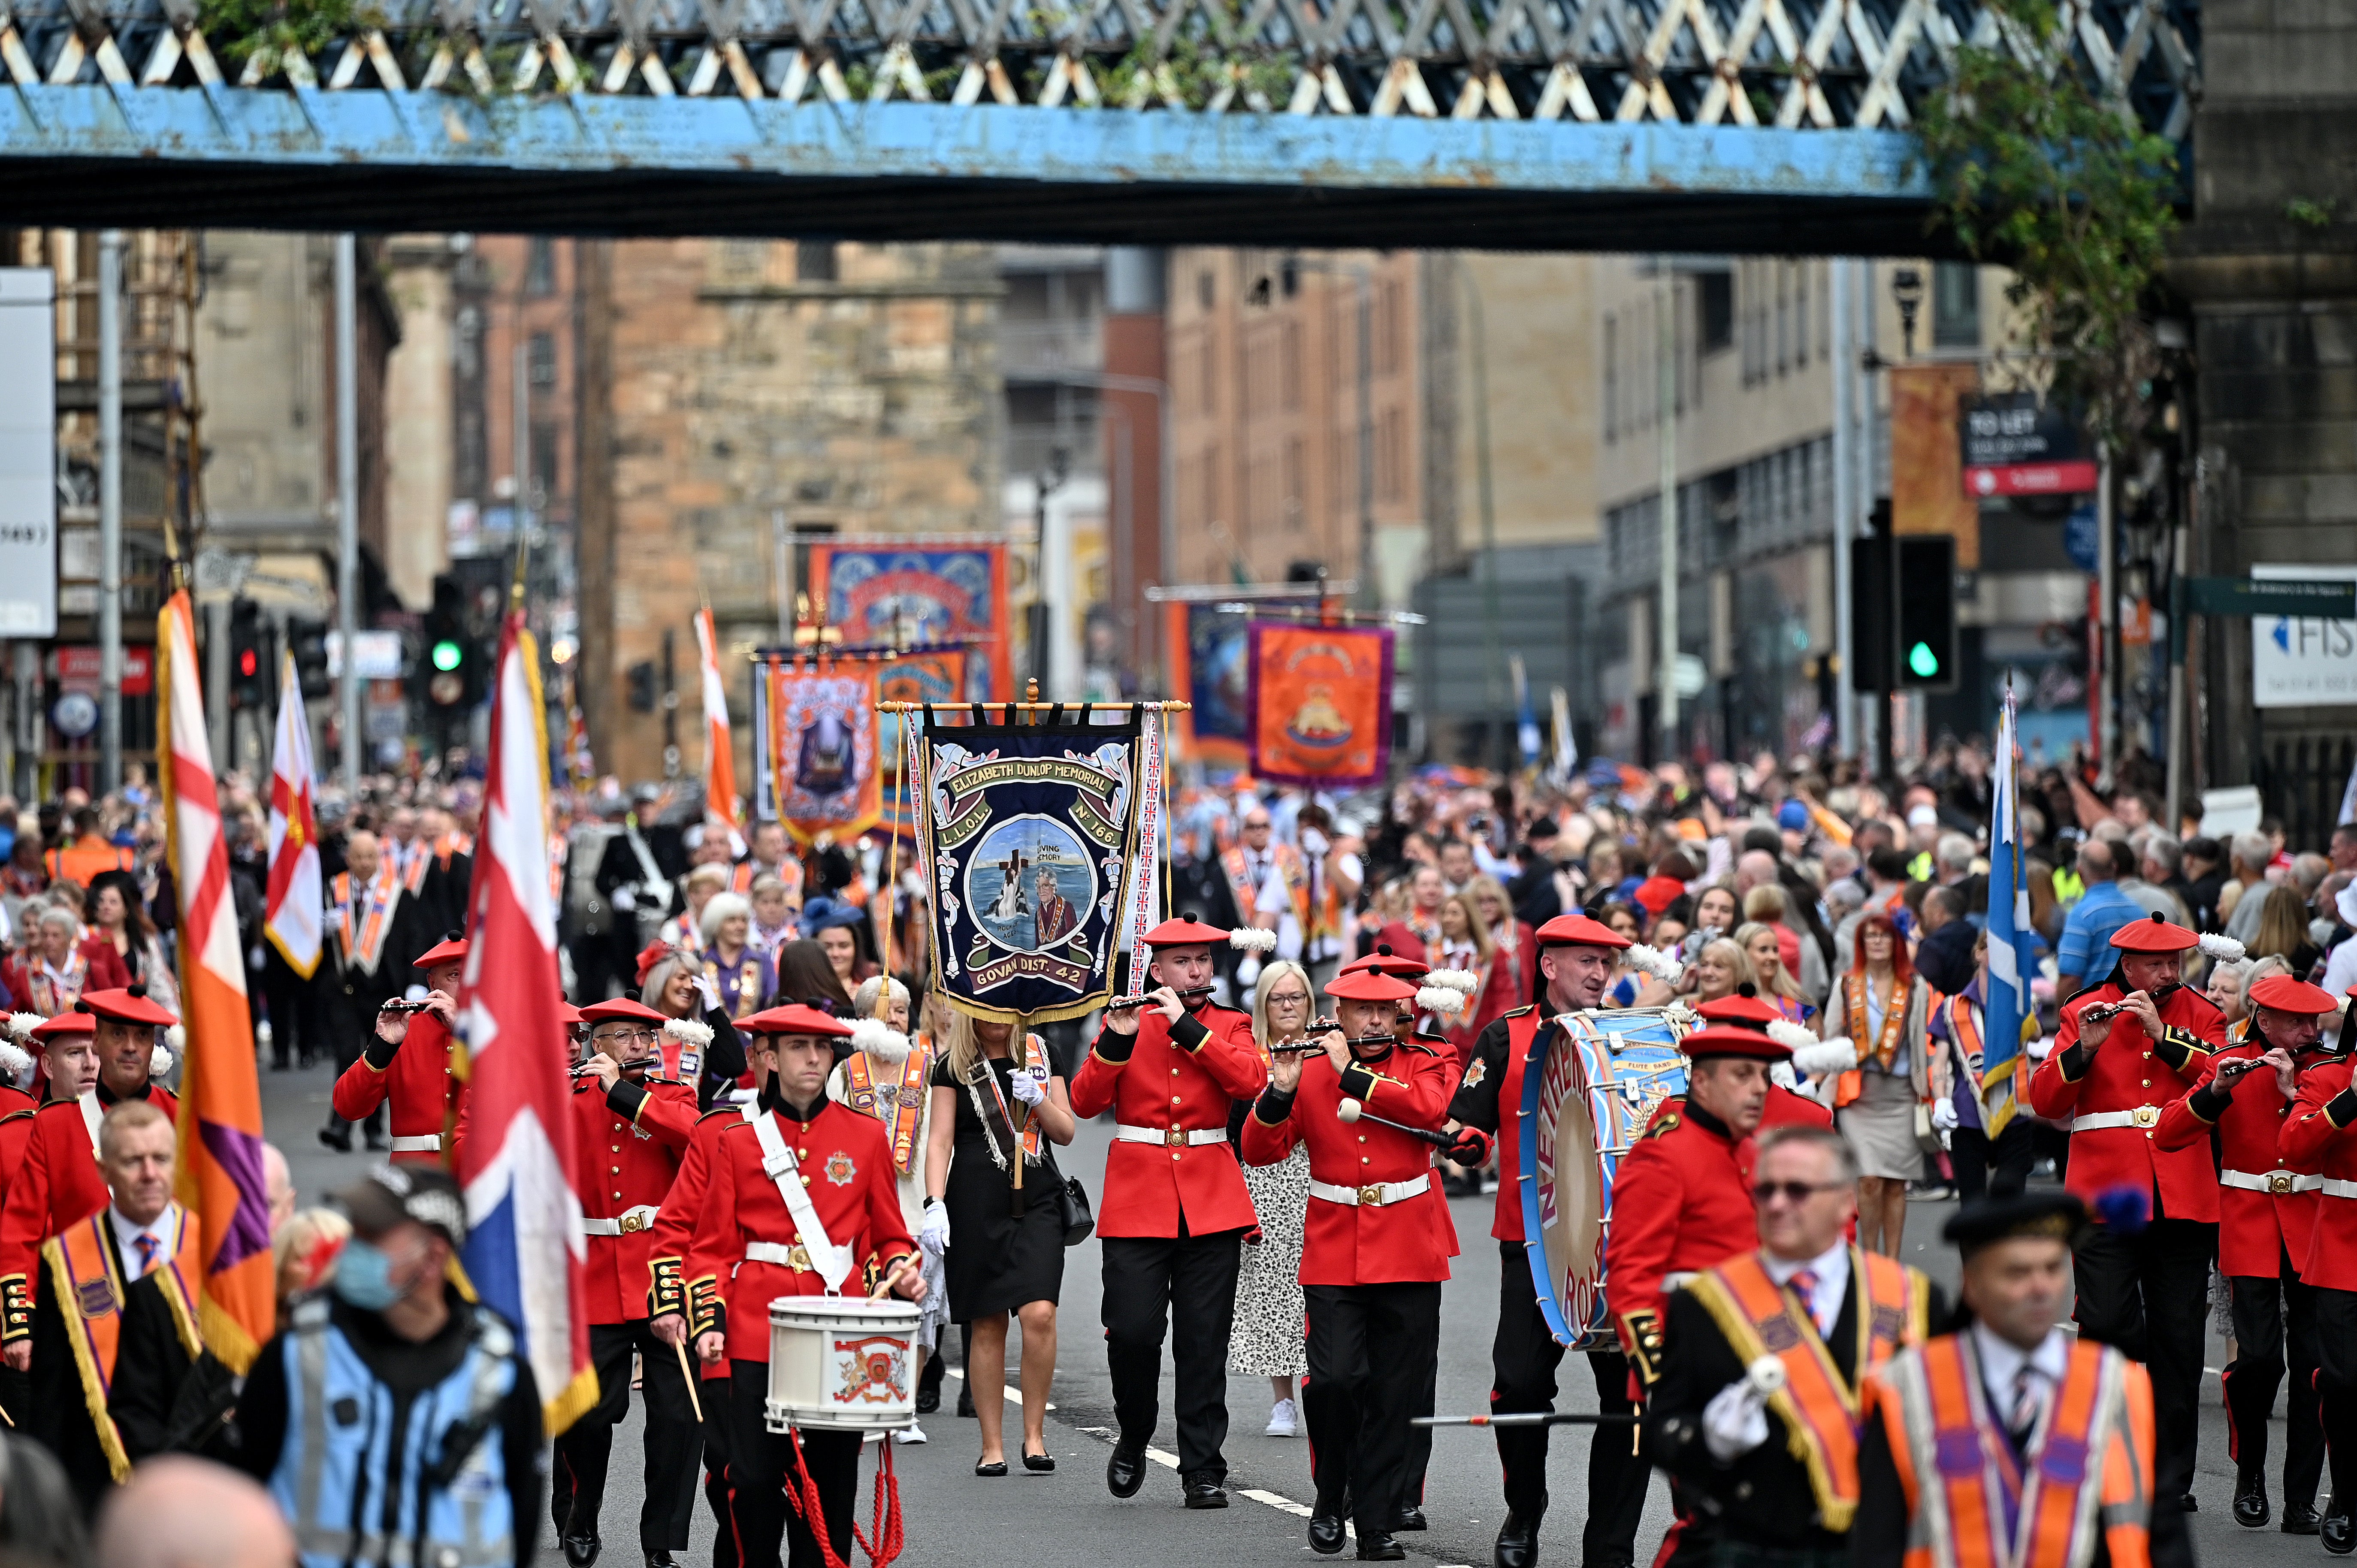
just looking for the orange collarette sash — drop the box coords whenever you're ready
[1685,1248,1931,1531]
[43,1204,203,1482]
[843,1038,933,1177]
[335,866,402,973]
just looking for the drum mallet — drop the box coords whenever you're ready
[1412,1413,1640,1428]
[673,1337,705,1425]
[1336,1097,1455,1150]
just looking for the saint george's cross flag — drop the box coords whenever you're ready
[264,649,323,978]
[453,603,598,1435]
[155,589,276,1370]
[695,607,740,824]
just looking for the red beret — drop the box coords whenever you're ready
[1324,970,1419,1004]
[742,1003,853,1039]
[1694,991,1784,1028]
[1340,943,1431,979]
[1682,1022,1792,1063]
[1143,916,1227,948]
[1634,876,1686,915]
[29,1011,95,1043]
[1534,913,1632,951]
[556,1001,585,1027]
[2109,911,2197,953]
[2247,974,2337,1015]
[414,937,469,971]
[580,998,668,1027]
[79,988,178,1027]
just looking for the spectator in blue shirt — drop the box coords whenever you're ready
[2055,840,2141,997]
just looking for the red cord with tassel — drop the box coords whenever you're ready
[777,1426,904,1568]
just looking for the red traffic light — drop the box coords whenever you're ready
[238,649,259,678]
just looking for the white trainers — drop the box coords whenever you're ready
[894,1422,928,1445]
[1265,1399,1299,1437]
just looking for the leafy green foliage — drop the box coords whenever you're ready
[1914,0,2179,454]
[2285,197,2338,232]
[198,0,381,66]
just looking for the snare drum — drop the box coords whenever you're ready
[1516,1007,1692,1348]
[765,1296,923,1432]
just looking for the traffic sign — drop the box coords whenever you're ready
[2181,576,2356,619]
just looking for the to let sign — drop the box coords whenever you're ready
[1959,393,2099,498]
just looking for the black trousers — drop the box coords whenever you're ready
[702,1370,739,1568]
[728,1362,864,1568]
[2312,1288,2357,1516]
[551,1320,702,1552]
[320,1009,384,1141]
[262,946,322,1067]
[1100,1228,1242,1479]
[1302,1281,1442,1537]
[2224,1256,2324,1510]
[1947,1118,2034,1202]
[2072,1216,2214,1501]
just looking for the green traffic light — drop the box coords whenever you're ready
[1907,641,1941,678]
[432,639,463,672]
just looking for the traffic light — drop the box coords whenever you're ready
[627,660,658,714]
[1848,533,1895,694]
[420,576,471,709]
[287,617,330,701]
[1895,536,1958,691]
[229,601,272,710]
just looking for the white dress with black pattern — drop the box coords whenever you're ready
[1229,1145,1311,1377]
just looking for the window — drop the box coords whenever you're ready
[1793,262,1808,366]
[1603,313,1618,444]
[1284,438,1304,529]
[525,237,556,297]
[1774,263,1789,376]
[1374,280,1402,377]
[1698,273,1734,353]
[795,242,838,282]
[526,331,556,389]
[1198,269,1215,310]
[1282,322,1302,411]
[1933,262,1980,348]
[1378,407,1407,502]
[530,421,559,500]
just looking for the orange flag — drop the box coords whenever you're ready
[157,589,275,1370]
[695,607,740,824]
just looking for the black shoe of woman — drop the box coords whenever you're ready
[975,1457,1008,1478]
[1023,1447,1055,1473]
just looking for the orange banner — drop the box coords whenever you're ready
[1247,621,1394,789]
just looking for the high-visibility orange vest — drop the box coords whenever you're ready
[1864,1333,2155,1568]
[42,1202,203,1483]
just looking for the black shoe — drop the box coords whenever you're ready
[957,1387,976,1417]
[2234,1472,2269,1528]
[1183,1473,1228,1509]
[561,1531,599,1568]
[1357,1533,1405,1561]
[1308,1514,1348,1555]
[1493,1512,1539,1568]
[317,1125,351,1153]
[1106,1447,1146,1499]
[1393,1506,1427,1532]
[1023,1447,1055,1473]
[2179,1493,2199,1514]
[2323,1509,2354,1556]
[2284,1505,2322,1536]
[916,1387,940,1414]
[647,1555,679,1568]
[975,1457,1008,1477]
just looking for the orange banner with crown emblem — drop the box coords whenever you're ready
[1247,621,1394,789]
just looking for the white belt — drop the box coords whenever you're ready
[744,1241,817,1270]
[582,1205,660,1236]
[1309,1174,1431,1208]
[2221,1170,2322,1196]
[2070,1108,2161,1132]
[2322,1179,2357,1201]
[1114,1124,1229,1149]
[389,1134,443,1152]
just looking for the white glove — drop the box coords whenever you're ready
[1931,1099,1959,1133]
[1009,1070,1047,1108]
[1702,1378,1772,1462]
[613,886,636,911]
[920,1203,951,1257]
[694,971,722,1013]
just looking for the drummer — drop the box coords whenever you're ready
[1439,910,1639,1568]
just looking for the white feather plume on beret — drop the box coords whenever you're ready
[0,1042,29,1084]
[1228,927,1278,954]
[1791,1037,1858,1079]
[664,1017,715,1048]
[1624,943,1684,984]
[850,1016,913,1064]
[1425,969,1481,994]
[1417,985,1468,1016]
[2198,933,2245,962]
[7,1012,42,1044]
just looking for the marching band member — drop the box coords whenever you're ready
[1,989,180,1373]
[1851,1192,2193,1568]
[2278,998,2357,1555]
[2026,910,2229,1511]
[1692,988,1845,1130]
[551,998,702,1568]
[1242,967,1458,1562]
[1644,1123,1935,1568]
[2154,971,2336,1533]
[1606,1021,1780,1568]
[329,934,469,1166]
[1439,911,1638,1568]
[677,1003,922,1568]
[1070,915,1264,1509]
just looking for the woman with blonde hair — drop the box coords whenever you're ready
[273,1207,351,1322]
[1466,874,1535,1007]
[1435,891,1503,1055]
[922,1007,1075,1475]
[1679,937,1754,1007]
[2251,884,2323,979]
[1735,920,1814,1024]
[1229,961,1314,1436]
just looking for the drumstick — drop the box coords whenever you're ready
[674,1338,705,1425]
[1411,1412,1638,1428]
[869,1252,920,1302]
[1336,1097,1454,1150]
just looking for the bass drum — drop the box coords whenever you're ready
[1516,1007,1692,1347]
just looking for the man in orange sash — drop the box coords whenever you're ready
[1644,1125,1935,1568]
[27,1100,205,1514]
[1852,1191,2192,1568]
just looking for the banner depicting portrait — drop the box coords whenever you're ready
[1247,620,1395,789]
[810,539,1009,702]
[1163,602,1250,768]
[915,716,1143,1024]
[752,659,883,844]
[877,647,970,835]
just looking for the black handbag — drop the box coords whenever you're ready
[1054,1171,1095,1247]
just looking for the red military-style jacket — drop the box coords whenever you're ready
[2154,1027,2329,1278]
[1602,1098,1758,1387]
[2028,982,2226,1224]
[573,1071,698,1325]
[1445,1004,1550,1242]
[332,1010,464,1163]
[683,1094,917,1364]
[647,1101,750,1382]
[0,1080,177,1341]
[1070,999,1263,1239]
[2279,1057,2357,1291]
[1241,1038,1460,1287]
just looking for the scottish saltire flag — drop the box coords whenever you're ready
[454,606,597,1435]
[1983,683,2037,1137]
[264,651,323,978]
[695,607,740,825]
[156,590,276,1371]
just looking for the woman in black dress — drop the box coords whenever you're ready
[921,1010,1074,1477]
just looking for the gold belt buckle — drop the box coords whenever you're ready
[620,1211,650,1234]
[2270,1173,2293,1195]
[1357,1184,1384,1206]
[2131,1105,2158,1128]
[1166,1127,1188,1149]
[789,1245,813,1271]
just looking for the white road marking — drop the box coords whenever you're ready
[939,1367,1056,1411]
[1077,1429,1387,1543]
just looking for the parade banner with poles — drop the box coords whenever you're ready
[900,691,1181,1024]
[156,588,276,1370]
[453,590,598,1436]
[808,536,1010,701]
[1149,586,1327,768]
[264,649,323,979]
[752,651,885,844]
[1982,683,2036,1137]
[694,606,740,824]
[1246,617,1395,790]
